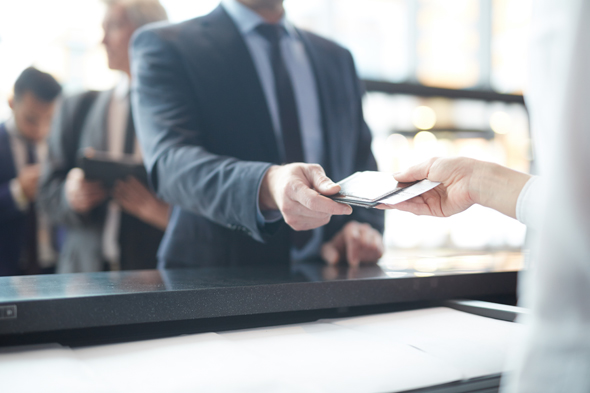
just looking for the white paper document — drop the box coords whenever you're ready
[74,332,291,393]
[0,344,106,393]
[220,322,463,393]
[325,307,524,379]
[0,307,523,393]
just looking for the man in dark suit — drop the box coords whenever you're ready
[38,0,170,273]
[130,0,385,268]
[0,67,62,276]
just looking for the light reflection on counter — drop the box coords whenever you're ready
[378,250,524,275]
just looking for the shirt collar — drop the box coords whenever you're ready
[221,0,296,38]
[5,116,22,139]
[113,74,130,100]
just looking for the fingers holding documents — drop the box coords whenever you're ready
[321,221,384,267]
[382,157,531,220]
[259,163,353,231]
[380,157,478,217]
[65,168,107,213]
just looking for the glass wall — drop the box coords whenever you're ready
[365,93,530,254]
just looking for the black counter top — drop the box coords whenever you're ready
[0,251,522,345]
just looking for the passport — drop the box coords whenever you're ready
[328,171,440,208]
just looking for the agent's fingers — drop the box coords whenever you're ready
[394,157,439,183]
[358,226,384,264]
[344,224,362,267]
[321,240,342,266]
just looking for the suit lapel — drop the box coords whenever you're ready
[297,31,348,180]
[196,6,280,163]
[80,90,111,151]
[0,124,17,181]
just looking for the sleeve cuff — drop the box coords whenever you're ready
[9,178,29,211]
[516,176,543,229]
[255,168,283,227]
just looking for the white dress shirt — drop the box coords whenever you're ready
[5,117,56,268]
[502,0,590,391]
[102,75,141,268]
[222,0,325,260]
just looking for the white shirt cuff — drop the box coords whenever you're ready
[516,176,543,229]
[9,178,29,211]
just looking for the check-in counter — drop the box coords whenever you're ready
[0,251,524,392]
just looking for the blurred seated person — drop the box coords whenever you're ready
[39,0,169,273]
[0,67,62,276]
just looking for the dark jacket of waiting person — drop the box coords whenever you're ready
[0,67,61,276]
[38,90,166,273]
[38,0,169,273]
[130,1,384,268]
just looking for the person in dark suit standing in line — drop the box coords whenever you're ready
[130,0,385,269]
[0,67,62,276]
[39,0,170,273]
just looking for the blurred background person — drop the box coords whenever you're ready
[39,0,170,273]
[0,67,62,276]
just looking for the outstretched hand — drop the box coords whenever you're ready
[259,163,352,231]
[378,157,478,217]
[378,157,531,220]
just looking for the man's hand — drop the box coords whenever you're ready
[321,221,384,267]
[378,157,531,219]
[65,168,107,213]
[259,163,353,231]
[18,164,40,201]
[113,176,169,230]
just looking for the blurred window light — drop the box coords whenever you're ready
[412,106,437,130]
[491,0,533,93]
[413,130,437,147]
[0,0,219,120]
[160,0,219,23]
[489,111,512,134]
[416,0,481,89]
[287,0,409,82]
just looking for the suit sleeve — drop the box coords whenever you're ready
[130,28,273,243]
[345,51,385,234]
[38,96,93,227]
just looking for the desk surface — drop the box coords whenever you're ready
[1,307,521,393]
[0,251,522,344]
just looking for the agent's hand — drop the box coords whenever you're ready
[65,168,107,213]
[259,163,352,231]
[113,176,169,230]
[379,157,531,219]
[321,221,384,267]
[18,164,41,201]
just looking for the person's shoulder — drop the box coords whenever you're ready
[133,6,224,46]
[297,28,351,58]
[59,90,103,108]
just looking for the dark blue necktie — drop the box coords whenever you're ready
[256,23,311,249]
[24,141,39,273]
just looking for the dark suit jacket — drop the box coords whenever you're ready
[0,123,27,276]
[38,90,164,273]
[130,6,384,268]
